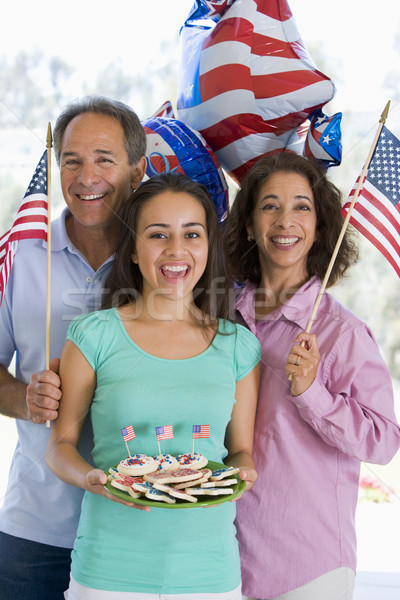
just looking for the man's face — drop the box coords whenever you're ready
[59,112,145,234]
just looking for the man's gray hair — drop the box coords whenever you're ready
[53,96,146,166]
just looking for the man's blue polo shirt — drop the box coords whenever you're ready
[0,208,113,548]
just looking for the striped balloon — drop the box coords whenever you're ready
[177,0,336,183]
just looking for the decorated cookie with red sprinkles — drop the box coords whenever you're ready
[174,468,212,489]
[110,477,143,498]
[175,452,208,470]
[144,468,204,484]
[117,454,158,476]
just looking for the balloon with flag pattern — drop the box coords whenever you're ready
[303,109,342,168]
[177,0,338,183]
[142,113,229,223]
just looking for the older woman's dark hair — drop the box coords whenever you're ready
[102,172,232,324]
[224,153,358,287]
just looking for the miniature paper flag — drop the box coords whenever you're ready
[155,425,174,441]
[121,425,136,442]
[192,424,210,439]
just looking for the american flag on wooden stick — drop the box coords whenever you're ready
[0,151,48,305]
[342,126,400,278]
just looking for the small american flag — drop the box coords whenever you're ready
[342,126,400,278]
[192,424,210,439]
[0,151,48,305]
[155,425,174,441]
[121,425,136,442]
[177,0,335,183]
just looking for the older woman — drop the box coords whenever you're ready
[224,153,400,600]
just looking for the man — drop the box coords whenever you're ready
[0,96,147,598]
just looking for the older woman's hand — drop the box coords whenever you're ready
[286,332,320,396]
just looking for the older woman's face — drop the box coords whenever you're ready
[247,171,317,280]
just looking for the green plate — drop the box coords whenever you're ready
[105,460,245,509]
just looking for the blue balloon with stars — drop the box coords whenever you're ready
[142,116,229,223]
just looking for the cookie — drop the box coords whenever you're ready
[117,454,158,476]
[210,466,240,480]
[152,482,172,493]
[200,478,237,488]
[144,468,204,485]
[132,480,154,494]
[152,482,198,503]
[168,487,198,503]
[107,467,120,480]
[153,454,179,471]
[186,487,234,496]
[110,477,142,498]
[127,487,143,499]
[145,487,176,504]
[174,468,212,489]
[175,452,208,470]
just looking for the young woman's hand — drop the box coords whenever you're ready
[286,332,320,396]
[85,468,150,511]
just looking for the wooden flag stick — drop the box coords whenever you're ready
[304,101,390,334]
[124,441,132,457]
[289,101,390,381]
[45,123,53,428]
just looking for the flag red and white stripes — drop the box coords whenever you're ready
[177,0,335,182]
[192,424,210,439]
[342,126,400,278]
[0,151,48,305]
[155,425,174,441]
[121,425,136,442]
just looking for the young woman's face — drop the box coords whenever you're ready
[132,191,209,303]
[247,171,317,280]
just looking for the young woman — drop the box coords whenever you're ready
[224,153,400,600]
[46,173,260,599]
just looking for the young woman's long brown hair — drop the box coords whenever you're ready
[102,172,232,325]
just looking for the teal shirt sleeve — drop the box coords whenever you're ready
[234,323,261,381]
[66,310,107,371]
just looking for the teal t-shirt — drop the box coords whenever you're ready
[67,308,261,594]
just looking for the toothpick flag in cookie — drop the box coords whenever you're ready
[155,425,174,456]
[192,424,210,453]
[192,425,210,439]
[121,425,136,456]
[156,425,174,441]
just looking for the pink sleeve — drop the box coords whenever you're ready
[290,324,400,465]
